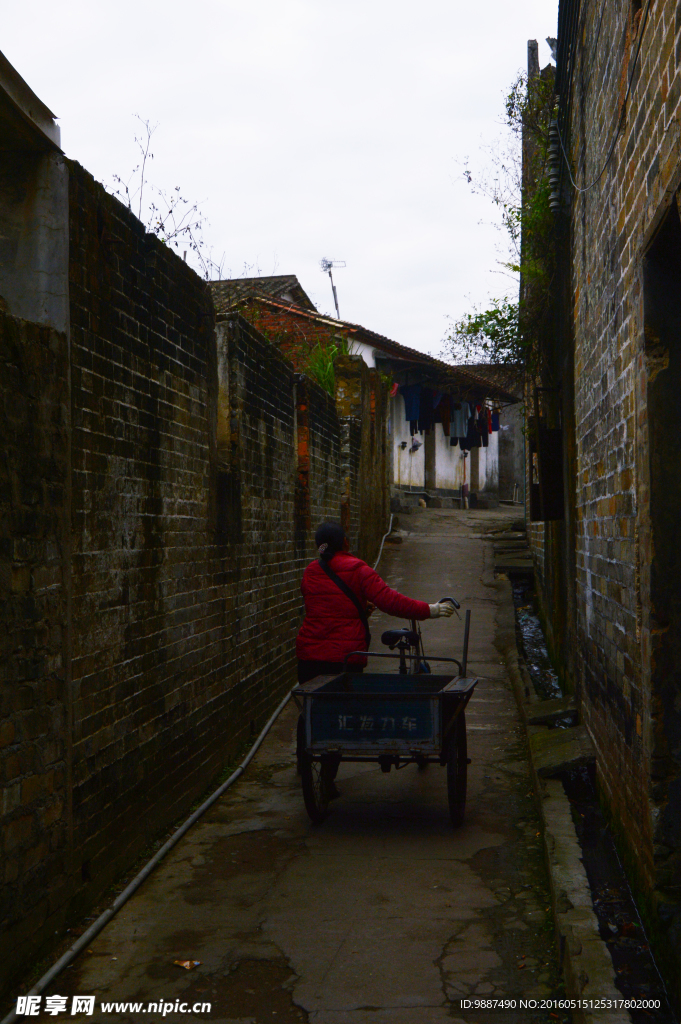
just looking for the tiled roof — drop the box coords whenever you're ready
[211,275,317,313]
[221,294,521,404]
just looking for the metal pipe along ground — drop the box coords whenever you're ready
[3,519,393,1021]
[372,513,394,571]
[1,688,294,1024]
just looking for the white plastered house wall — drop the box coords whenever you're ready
[348,339,501,499]
[388,391,500,497]
[391,392,425,490]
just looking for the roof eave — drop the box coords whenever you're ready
[0,50,61,151]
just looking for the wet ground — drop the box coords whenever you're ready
[27,508,569,1024]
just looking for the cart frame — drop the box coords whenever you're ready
[292,652,477,826]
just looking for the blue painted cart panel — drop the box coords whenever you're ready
[307,697,439,750]
[301,672,458,754]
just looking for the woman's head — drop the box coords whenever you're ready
[315,521,346,561]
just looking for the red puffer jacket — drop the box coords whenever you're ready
[296,552,431,666]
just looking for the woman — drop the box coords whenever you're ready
[296,521,454,683]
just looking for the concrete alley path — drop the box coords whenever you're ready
[45,508,566,1024]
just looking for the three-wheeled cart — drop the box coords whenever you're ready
[292,603,477,827]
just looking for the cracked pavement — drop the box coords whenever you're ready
[42,508,568,1024]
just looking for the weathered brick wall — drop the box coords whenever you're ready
[294,373,343,562]
[551,0,681,996]
[214,314,305,729]
[335,355,390,564]
[232,298,350,372]
[221,301,391,564]
[67,163,229,902]
[526,376,545,590]
[566,0,660,884]
[0,166,389,995]
[498,403,524,502]
[0,311,70,990]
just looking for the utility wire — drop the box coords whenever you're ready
[582,0,608,96]
[557,0,652,194]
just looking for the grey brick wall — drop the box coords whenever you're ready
[0,311,70,988]
[0,165,389,996]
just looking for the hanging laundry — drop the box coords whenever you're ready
[418,388,435,432]
[440,396,451,437]
[479,409,490,448]
[432,390,444,409]
[399,384,421,423]
[462,412,481,450]
[491,409,500,431]
[449,435,459,447]
[451,401,469,439]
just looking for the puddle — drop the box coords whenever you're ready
[511,577,562,700]
[561,767,675,1023]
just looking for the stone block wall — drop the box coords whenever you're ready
[0,166,389,995]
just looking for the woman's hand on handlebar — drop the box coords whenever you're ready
[429,600,455,618]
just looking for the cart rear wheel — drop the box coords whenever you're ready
[301,754,333,824]
[446,710,467,827]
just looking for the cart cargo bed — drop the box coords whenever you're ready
[293,672,476,757]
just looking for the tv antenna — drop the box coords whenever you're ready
[320,258,345,319]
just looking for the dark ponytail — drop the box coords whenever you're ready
[315,521,346,562]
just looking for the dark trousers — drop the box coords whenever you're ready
[297,660,364,684]
[296,660,363,782]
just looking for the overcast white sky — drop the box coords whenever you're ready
[3,1,556,354]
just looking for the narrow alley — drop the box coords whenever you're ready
[37,509,566,1024]
[7,0,681,1014]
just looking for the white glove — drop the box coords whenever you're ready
[429,601,455,618]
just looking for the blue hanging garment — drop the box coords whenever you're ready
[418,388,435,432]
[399,384,421,423]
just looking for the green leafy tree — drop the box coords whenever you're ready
[443,68,555,370]
[445,298,520,364]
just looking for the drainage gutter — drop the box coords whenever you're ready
[496,577,630,1024]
